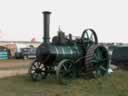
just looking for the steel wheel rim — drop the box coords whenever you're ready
[81,28,98,48]
[61,62,73,78]
[56,59,73,83]
[92,46,109,77]
[29,60,47,81]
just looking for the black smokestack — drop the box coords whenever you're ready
[42,11,51,44]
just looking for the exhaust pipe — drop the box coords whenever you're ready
[42,11,51,44]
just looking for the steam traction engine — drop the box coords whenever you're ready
[29,11,109,82]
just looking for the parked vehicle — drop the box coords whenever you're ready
[0,49,8,60]
[15,48,36,59]
[111,46,128,64]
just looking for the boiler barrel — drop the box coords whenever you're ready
[36,44,83,64]
[48,45,83,62]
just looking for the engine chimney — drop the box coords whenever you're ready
[42,11,51,44]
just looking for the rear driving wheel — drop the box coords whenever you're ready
[85,45,109,78]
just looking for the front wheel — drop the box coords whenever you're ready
[29,60,48,81]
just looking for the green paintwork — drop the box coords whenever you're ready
[0,51,8,60]
[49,44,83,61]
[92,46,109,77]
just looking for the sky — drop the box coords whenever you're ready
[0,0,128,43]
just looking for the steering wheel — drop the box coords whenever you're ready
[81,28,98,48]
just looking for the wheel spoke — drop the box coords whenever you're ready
[31,70,35,73]
[32,73,38,79]
[85,44,109,78]
[81,29,98,48]
[41,67,46,71]
[91,60,98,64]
[32,66,36,70]
[96,49,101,59]
[62,64,68,72]
[34,62,39,68]
[68,64,72,71]
[37,74,42,80]
[90,33,93,41]
[56,59,73,83]
[85,32,89,39]
[40,64,44,69]
[96,68,101,76]
[99,66,107,71]
[38,62,41,67]
[29,60,47,81]
[33,63,37,68]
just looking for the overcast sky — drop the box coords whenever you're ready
[0,0,128,43]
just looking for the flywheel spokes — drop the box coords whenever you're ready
[81,28,98,48]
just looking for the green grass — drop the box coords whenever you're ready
[0,70,128,96]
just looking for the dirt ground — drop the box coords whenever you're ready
[0,59,33,78]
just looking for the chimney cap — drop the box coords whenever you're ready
[42,11,51,14]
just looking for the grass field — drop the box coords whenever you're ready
[0,59,128,96]
[0,70,128,96]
